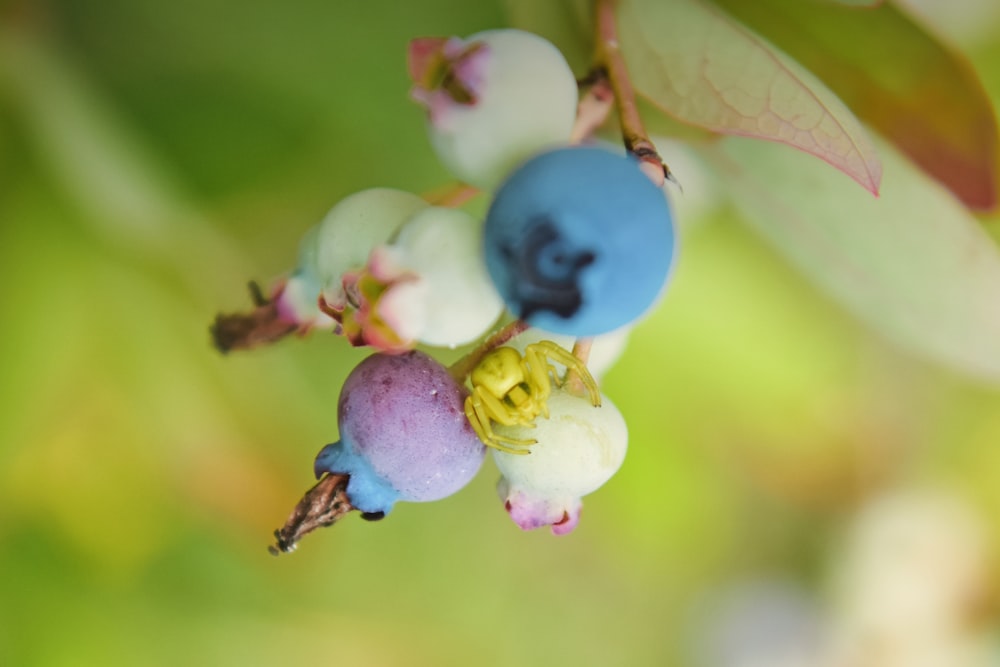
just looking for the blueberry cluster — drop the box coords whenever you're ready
[213,28,677,551]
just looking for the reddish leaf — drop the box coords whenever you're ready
[616,0,882,196]
[712,0,999,211]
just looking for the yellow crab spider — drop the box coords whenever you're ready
[464,340,602,455]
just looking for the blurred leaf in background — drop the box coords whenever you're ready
[1,0,1000,666]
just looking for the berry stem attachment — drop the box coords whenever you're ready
[422,182,480,208]
[269,473,353,555]
[448,319,530,382]
[571,68,615,144]
[564,338,596,398]
[593,0,677,188]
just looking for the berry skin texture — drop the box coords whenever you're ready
[410,29,578,190]
[483,146,676,337]
[493,389,628,535]
[314,351,486,515]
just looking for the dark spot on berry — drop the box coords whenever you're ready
[504,500,512,512]
[499,219,593,321]
[553,511,571,526]
[360,511,386,521]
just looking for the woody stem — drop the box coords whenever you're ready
[594,0,673,187]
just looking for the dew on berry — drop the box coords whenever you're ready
[483,145,676,337]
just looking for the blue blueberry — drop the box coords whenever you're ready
[483,146,676,336]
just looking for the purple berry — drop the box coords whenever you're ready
[314,350,486,515]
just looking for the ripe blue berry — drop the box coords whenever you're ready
[314,350,486,515]
[483,146,676,336]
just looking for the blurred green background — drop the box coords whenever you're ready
[2,1,1000,665]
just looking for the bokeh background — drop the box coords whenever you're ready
[2,0,1000,665]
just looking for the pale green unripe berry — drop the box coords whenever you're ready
[493,390,627,535]
[315,187,428,306]
[373,207,505,347]
[412,29,578,190]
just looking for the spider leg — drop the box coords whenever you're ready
[522,345,556,419]
[467,388,536,454]
[531,340,602,407]
[465,394,494,448]
[548,361,565,388]
[477,388,530,427]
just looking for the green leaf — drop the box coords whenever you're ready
[699,135,1000,383]
[617,0,882,196]
[711,0,999,211]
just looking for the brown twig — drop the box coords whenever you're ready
[594,0,676,188]
[269,473,354,555]
[210,281,298,353]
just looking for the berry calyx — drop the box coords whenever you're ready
[323,206,505,352]
[315,187,429,311]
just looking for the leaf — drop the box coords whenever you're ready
[698,135,1000,384]
[617,0,882,195]
[711,0,999,211]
